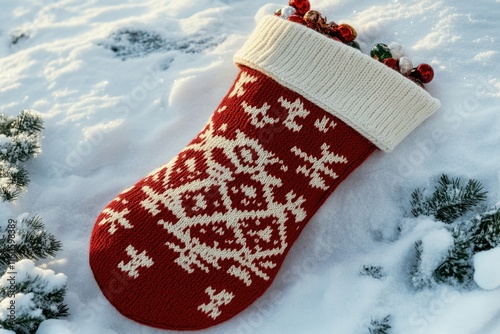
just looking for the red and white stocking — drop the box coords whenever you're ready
[89,15,440,330]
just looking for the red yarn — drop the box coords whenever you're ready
[89,66,376,330]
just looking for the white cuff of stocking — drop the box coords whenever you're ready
[234,15,441,152]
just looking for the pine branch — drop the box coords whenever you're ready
[433,235,474,287]
[0,215,62,273]
[0,266,69,334]
[368,315,392,334]
[0,163,30,201]
[0,275,69,320]
[0,113,11,133]
[472,208,500,253]
[10,110,44,136]
[410,174,487,223]
[0,130,42,163]
[410,188,427,217]
[360,265,386,279]
[0,110,43,202]
[409,175,500,290]
[0,314,41,334]
[410,240,432,289]
[43,300,70,319]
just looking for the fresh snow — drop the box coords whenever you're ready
[474,247,500,291]
[34,319,73,334]
[416,227,454,278]
[0,292,42,322]
[0,259,67,292]
[0,330,14,334]
[0,259,67,332]
[1,0,500,333]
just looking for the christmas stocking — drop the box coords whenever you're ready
[89,15,440,330]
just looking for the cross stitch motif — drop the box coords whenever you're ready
[118,245,154,279]
[198,287,235,320]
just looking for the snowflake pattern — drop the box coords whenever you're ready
[242,101,280,128]
[104,71,351,289]
[118,245,154,279]
[98,198,133,234]
[93,69,363,323]
[314,115,337,133]
[291,143,348,190]
[197,287,235,320]
[146,124,307,286]
[278,96,310,132]
[229,72,258,98]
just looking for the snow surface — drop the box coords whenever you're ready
[415,226,454,279]
[0,292,42,323]
[1,0,500,333]
[35,319,73,334]
[0,259,67,331]
[0,259,67,291]
[474,247,500,291]
[0,330,14,334]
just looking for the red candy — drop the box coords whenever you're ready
[289,0,311,16]
[414,63,434,83]
[383,58,399,71]
[337,24,356,43]
[288,14,306,25]
[275,1,434,89]
[303,10,328,32]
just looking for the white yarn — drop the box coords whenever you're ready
[234,15,441,152]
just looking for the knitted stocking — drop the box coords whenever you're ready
[89,16,440,331]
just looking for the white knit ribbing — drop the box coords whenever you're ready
[233,15,441,152]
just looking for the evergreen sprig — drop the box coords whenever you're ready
[473,210,500,253]
[0,215,62,279]
[432,226,475,287]
[0,270,69,334]
[409,175,500,289]
[0,110,43,202]
[0,275,69,319]
[0,214,67,333]
[0,314,41,334]
[410,174,487,223]
[410,240,433,289]
[0,162,30,202]
[360,265,386,280]
[368,315,392,334]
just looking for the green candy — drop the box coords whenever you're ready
[370,43,392,62]
[347,40,361,51]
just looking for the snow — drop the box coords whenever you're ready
[0,259,67,291]
[474,247,500,290]
[417,227,454,278]
[0,259,67,329]
[34,319,73,334]
[0,292,42,323]
[0,330,14,334]
[0,135,11,147]
[0,0,499,333]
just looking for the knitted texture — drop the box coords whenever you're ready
[90,14,441,331]
[89,66,376,330]
[234,15,441,152]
